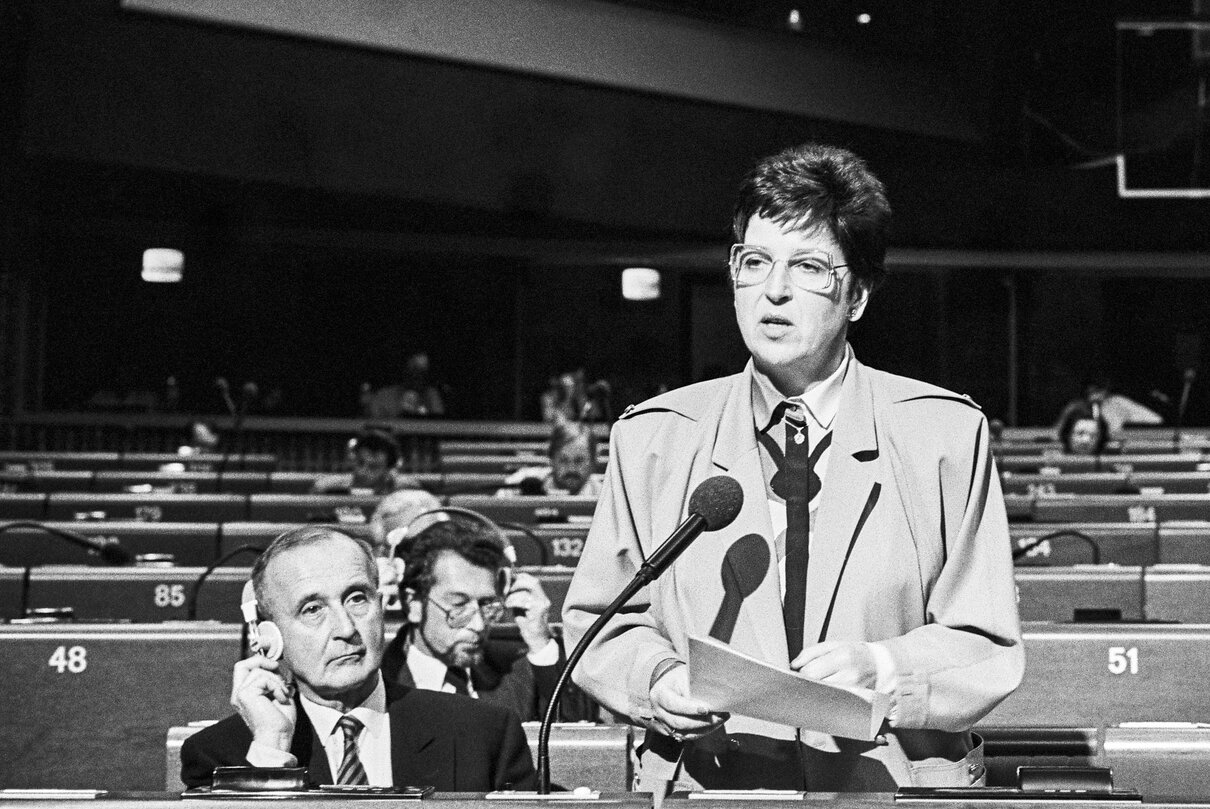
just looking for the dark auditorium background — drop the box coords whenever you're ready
[3,0,1210,424]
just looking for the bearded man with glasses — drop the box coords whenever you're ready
[382,517,596,722]
[564,142,1023,795]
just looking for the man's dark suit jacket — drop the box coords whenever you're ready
[381,629,596,723]
[180,681,535,791]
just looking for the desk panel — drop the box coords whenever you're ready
[1014,566,1143,622]
[218,522,374,556]
[1129,472,1210,494]
[0,623,239,790]
[1143,565,1210,622]
[120,452,277,472]
[984,623,1210,727]
[1033,494,1210,524]
[1104,724,1210,800]
[1010,523,1158,566]
[247,493,380,523]
[441,439,547,455]
[1104,454,1210,473]
[92,471,222,494]
[25,566,248,621]
[1158,522,1210,563]
[442,454,548,475]
[0,470,94,493]
[0,567,24,619]
[441,472,510,495]
[0,522,219,567]
[266,471,323,493]
[449,495,598,526]
[92,472,272,495]
[45,493,247,523]
[505,524,591,567]
[999,473,1129,496]
[0,451,121,471]
[0,493,47,519]
[996,455,1097,474]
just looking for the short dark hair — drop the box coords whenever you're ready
[401,518,508,600]
[251,525,377,619]
[548,420,595,462]
[351,428,401,468]
[732,142,891,293]
[1058,407,1109,455]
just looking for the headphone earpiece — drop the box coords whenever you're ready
[397,506,516,568]
[240,580,283,661]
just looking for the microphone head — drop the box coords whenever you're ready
[1185,367,1197,383]
[215,377,229,392]
[688,476,744,531]
[242,381,260,398]
[98,540,134,565]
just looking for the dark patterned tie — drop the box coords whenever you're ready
[335,715,369,785]
[781,405,811,660]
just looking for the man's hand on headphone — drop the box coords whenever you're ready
[504,571,552,655]
[231,655,297,752]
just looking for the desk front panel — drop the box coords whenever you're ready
[984,623,1210,727]
[0,522,220,567]
[0,624,239,790]
[25,566,248,621]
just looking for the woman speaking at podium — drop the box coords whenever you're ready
[563,143,1024,796]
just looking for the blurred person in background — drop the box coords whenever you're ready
[313,429,416,495]
[500,420,603,498]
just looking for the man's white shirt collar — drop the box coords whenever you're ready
[299,673,389,745]
[406,642,464,693]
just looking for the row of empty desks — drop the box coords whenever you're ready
[2,622,1210,794]
[0,493,599,524]
[1014,564,1210,622]
[0,565,576,623]
[1008,493,1210,523]
[1001,471,1210,496]
[1,471,526,496]
[1010,522,1210,565]
[3,562,1206,624]
[0,452,277,473]
[999,453,1210,474]
[0,520,591,568]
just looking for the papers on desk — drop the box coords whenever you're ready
[688,634,889,741]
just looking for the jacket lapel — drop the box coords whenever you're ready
[386,685,446,788]
[707,364,790,668]
[803,359,882,646]
[289,702,331,786]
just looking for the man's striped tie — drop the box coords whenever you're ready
[335,715,369,785]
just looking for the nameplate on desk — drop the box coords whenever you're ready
[895,788,1142,803]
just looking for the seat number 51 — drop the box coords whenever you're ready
[1107,646,1139,675]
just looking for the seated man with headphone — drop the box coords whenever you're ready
[381,513,596,722]
[180,525,535,791]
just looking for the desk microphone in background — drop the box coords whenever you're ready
[0,520,133,565]
[187,543,264,621]
[535,475,744,794]
[217,380,258,478]
[214,377,237,417]
[1176,367,1197,447]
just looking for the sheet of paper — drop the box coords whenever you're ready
[687,634,889,741]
